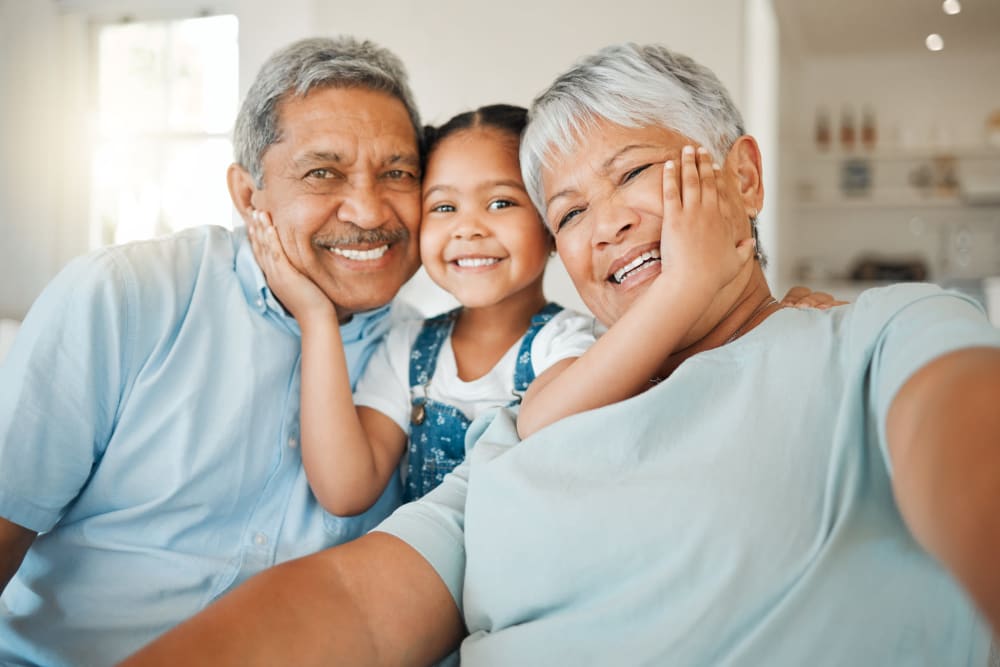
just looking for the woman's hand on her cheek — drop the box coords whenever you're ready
[245,210,334,319]
[659,145,755,295]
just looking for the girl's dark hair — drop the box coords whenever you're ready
[423,103,528,163]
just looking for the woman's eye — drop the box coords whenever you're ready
[488,199,514,211]
[623,164,652,183]
[430,203,455,213]
[556,208,583,231]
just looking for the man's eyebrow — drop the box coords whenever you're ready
[293,151,343,166]
[385,153,421,169]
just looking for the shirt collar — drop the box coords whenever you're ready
[232,225,392,340]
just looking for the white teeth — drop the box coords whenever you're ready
[455,257,499,268]
[613,249,661,283]
[330,245,389,261]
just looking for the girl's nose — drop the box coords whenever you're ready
[451,213,488,240]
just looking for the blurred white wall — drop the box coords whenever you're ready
[0,0,770,320]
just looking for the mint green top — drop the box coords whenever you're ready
[378,284,1000,666]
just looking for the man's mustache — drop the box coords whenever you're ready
[314,227,410,248]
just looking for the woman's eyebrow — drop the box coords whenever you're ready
[601,143,658,171]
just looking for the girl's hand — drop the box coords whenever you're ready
[658,145,755,297]
[246,210,335,321]
[780,286,848,309]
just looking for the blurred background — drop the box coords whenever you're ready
[1,0,999,339]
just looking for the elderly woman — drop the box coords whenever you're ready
[123,43,1000,666]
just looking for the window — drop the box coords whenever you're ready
[90,14,238,247]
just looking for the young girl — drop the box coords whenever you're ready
[250,105,593,513]
[248,104,755,515]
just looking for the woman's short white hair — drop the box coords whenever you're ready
[520,42,745,217]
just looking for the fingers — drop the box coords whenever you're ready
[696,147,719,207]
[781,286,849,309]
[680,144,700,205]
[662,159,681,217]
[663,145,719,217]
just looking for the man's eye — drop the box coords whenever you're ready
[430,203,455,213]
[622,164,651,183]
[306,168,333,179]
[385,169,416,181]
[488,199,514,211]
[556,208,583,231]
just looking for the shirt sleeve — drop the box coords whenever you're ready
[353,319,420,433]
[529,307,599,375]
[373,456,470,609]
[865,284,1000,474]
[0,251,134,532]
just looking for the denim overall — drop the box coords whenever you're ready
[404,302,564,501]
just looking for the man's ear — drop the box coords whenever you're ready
[227,163,260,225]
[726,135,764,216]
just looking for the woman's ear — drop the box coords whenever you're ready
[727,135,764,215]
[227,163,260,224]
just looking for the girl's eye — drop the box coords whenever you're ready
[487,199,514,211]
[430,203,455,213]
[622,164,652,183]
[556,208,583,231]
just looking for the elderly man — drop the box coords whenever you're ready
[0,37,423,665]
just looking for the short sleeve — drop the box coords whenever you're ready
[353,319,421,433]
[529,308,599,375]
[373,456,470,609]
[865,285,1000,473]
[0,251,133,531]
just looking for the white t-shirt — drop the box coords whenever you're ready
[353,307,597,432]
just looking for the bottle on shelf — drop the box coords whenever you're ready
[861,105,877,151]
[840,106,856,152]
[815,107,832,152]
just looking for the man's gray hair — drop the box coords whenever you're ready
[234,36,423,187]
[520,42,745,218]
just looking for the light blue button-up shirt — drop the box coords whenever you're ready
[0,225,406,666]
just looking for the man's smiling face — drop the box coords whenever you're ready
[253,86,422,319]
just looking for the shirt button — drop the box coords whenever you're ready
[253,532,268,546]
[255,297,265,309]
[287,436,298,449]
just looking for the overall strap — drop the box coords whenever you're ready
[511,302,564,393]
[409,307,462,388]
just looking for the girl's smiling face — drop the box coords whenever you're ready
[419,128,552,310]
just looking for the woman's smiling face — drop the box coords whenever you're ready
[541,118,742,327]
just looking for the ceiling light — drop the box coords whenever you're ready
[942,0,961,15]
[925,33,945,51]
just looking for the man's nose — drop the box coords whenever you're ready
[337,182,389,229]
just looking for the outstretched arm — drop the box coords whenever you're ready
[518,145,754,437]
[119,532,464,666]
[0,517,35,595]
[887,346,1000,636]
[247,213,407,516]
